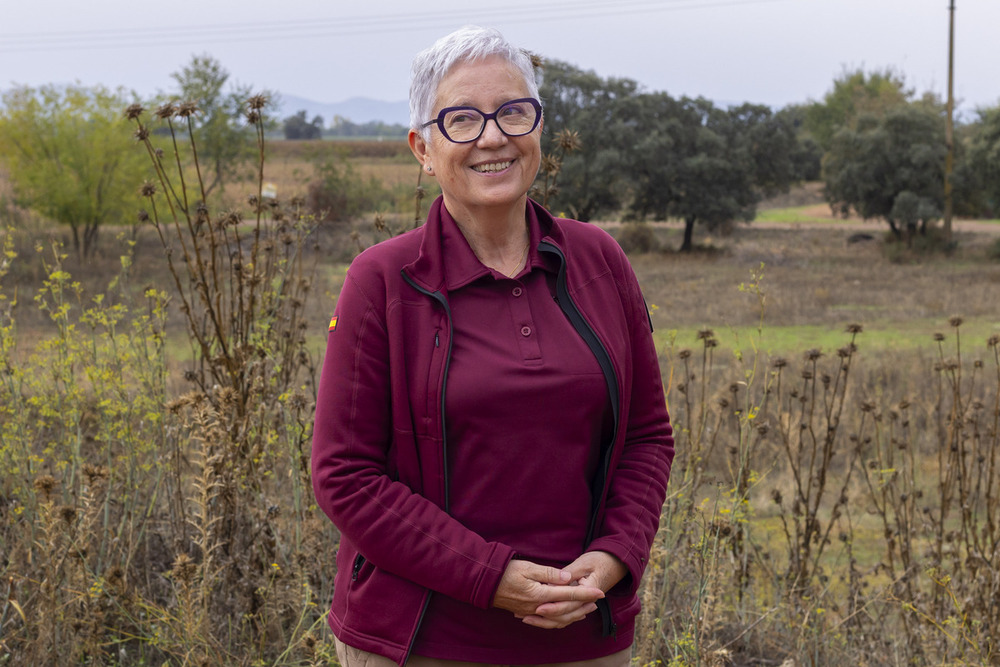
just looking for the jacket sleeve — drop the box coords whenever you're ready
[586,250,674,595]
[311,261,514,609]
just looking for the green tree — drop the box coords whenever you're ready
[0,84,147,257]
[775,104,823,181]
[964,105,1000,217]
[628,97,799,251]
[169,54,263,195]
[327,116,408,138]
[824,105,946,242]
[805,68,913,151]
[283,109,323,140]
[537,59,641,220]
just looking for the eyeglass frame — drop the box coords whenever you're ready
[420,97,543,144]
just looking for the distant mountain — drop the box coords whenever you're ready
[276,94,409,127]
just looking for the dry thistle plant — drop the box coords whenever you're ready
[530,128,581,210]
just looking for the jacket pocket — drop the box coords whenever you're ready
[350,553,370,582]
[597,592,641,640]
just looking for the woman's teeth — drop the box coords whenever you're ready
[472,161,512,173]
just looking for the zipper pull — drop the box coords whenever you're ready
[435,332,440,348]
[351,554,365,581]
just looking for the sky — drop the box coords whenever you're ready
[2,0,998,122]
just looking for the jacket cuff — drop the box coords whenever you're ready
[585,537,645,595]
[472,543,517,610]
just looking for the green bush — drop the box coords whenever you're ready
[616,221,660,254]
[306,154,392,223]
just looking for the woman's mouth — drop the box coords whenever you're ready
[471,160,513,173]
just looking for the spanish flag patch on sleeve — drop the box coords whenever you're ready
[328,316,338,332]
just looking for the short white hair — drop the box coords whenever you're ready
[409,25,540,140]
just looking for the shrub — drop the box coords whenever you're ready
[616,221,660,254]
[306,154,392,223]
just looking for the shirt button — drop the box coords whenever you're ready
[512,287,523,297]
[520,326,532,337]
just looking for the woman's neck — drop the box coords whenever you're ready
[448,200,530,277]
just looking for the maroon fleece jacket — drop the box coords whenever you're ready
[311,197,673,665]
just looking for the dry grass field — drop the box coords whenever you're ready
[2,140,1000,666]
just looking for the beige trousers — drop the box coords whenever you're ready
[334,637,631,667]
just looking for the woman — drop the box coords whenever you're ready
[311,25,673,667]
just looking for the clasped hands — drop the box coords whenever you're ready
[492,551,627,629]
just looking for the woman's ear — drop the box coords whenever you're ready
[408,129,431,172]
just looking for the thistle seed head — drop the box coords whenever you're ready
[34,474,57,499]
[124,103,144,120]
[845,323,863,334]
[154,102,177,119]
[170,553,198,585]
[557,129,581,153]
[59,505,77,524]
[82,464,108,485]
[177,101,198,117]
[541,154,562,175]
[247,94,268,110]
[949,316,964,328]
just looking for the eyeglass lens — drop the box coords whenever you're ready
[442,100,539,142]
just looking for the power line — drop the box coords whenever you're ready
[0,0,789,53]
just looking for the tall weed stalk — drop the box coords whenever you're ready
[0,97,333,665]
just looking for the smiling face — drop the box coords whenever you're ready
[408,55,543,225]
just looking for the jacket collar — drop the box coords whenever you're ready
[403,196,563,293]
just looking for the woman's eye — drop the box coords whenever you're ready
[448,111,478,124]
[500,104,526,118]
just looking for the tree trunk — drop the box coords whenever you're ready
[83,222,100,259]
[887,219,902,241]
[70,224,82,260]
[680,216,696,252]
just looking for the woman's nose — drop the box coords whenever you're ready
[477,118,509,146]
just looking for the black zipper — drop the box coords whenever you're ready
[538,241,621,546]
[400,271,454,513]
[401,592,432,666]
[351,553,366,581]
[400,270,455,664]
[596,598,618,639]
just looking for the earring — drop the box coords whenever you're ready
[425,165,433,173]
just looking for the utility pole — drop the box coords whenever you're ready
[944,0,955,243]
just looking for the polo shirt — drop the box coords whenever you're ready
[411,206,617,662]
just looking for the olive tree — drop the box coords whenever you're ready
[804,67,913,151]
[537,59,641,221]
[628,97,799,251]
[0,84,147,257]
[824,105,946,242]
[965,105,1000,217]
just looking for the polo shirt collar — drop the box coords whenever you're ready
[441,201,558,292]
